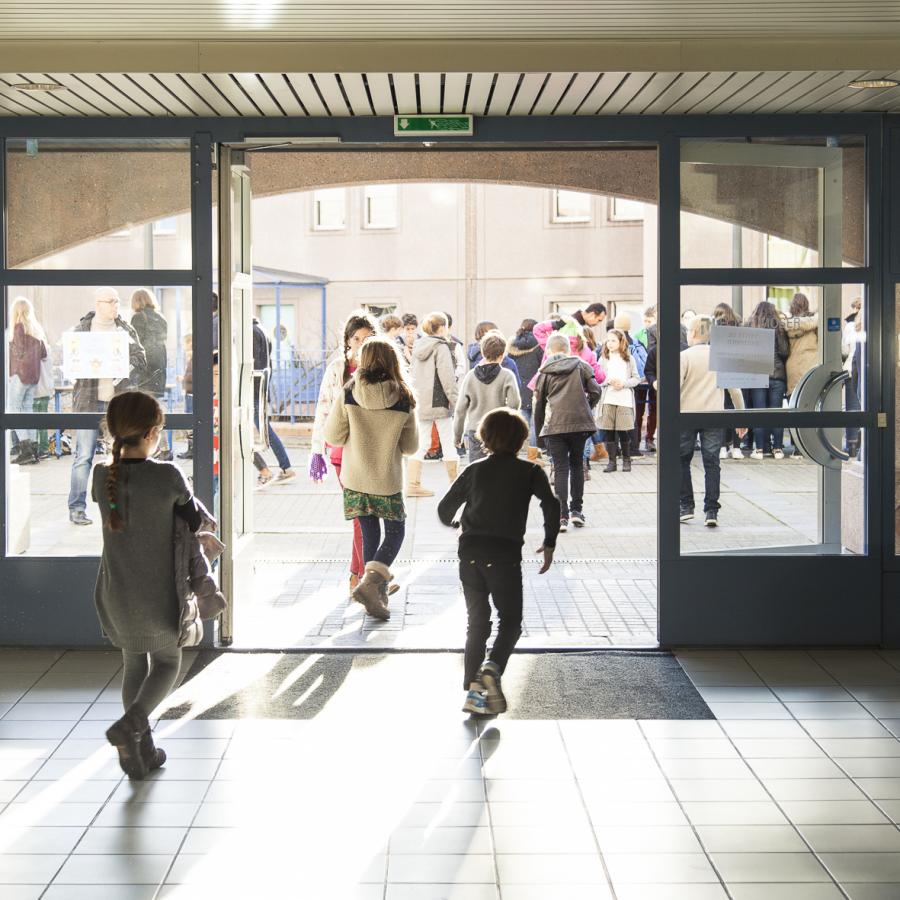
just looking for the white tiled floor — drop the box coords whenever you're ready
[4,648,900,897]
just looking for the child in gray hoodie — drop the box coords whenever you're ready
[454,331,521,462]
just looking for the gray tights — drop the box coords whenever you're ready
[121,645,183,718]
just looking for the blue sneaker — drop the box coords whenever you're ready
[462,687,489,715]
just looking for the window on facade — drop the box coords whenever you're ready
[313,188,347,231]
[361,301,398,318]
[551,189,592,223]
[363,185,398,230]
[610,197,644,222]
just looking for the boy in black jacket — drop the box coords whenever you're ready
[438,408,560,715]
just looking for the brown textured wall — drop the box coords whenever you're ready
[5,146,865,267]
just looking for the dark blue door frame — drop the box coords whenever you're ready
[0,112,893,647]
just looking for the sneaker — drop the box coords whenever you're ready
[462,688,489,715]
[730,447,744,460]
[679,506,694,522]
[176,449,193,459]
[792,450,803,460]
[645,440,656,453]
[750,449,764,460]
[69,510,93,526]
[423,448,443,461]
[153,449,174,462]
[719,446,728,460]
[570,510,585,528]
[772,449,785,460]
[705,510,718,527]
[478,662,508,714]
[257,473,273,487]
[559,518,569,533]
[273,468,296,484]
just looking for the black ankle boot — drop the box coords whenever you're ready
[106,705,150,780]
[603,443,618,473]
[139,729,167,772]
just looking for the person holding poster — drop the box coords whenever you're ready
[67,287,148,526]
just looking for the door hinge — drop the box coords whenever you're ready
[878,412,888,428]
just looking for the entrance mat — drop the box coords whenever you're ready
[162,650,712,721]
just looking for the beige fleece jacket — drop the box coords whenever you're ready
[323,375,419,496]
[680,344,745,412]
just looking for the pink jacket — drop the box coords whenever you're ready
[529,320,605,391]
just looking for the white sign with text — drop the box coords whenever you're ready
[708,324,774,375]
[62,331,130,381]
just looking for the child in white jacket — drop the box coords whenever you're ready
[597,329,641,472]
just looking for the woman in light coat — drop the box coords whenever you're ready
[785,292,819,397]
[407,311,460,496]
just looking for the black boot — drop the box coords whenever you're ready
[15,440,39,465]
[603,443,618,473]
[620,433,632,472]
[106,705,150,780]
[139,729,167,772]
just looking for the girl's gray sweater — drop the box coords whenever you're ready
[91,459,193,652]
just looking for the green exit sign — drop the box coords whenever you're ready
[394,114,473,137]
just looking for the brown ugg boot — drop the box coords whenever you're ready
[590,442,608,462]
[406,459,434,497]
[351,561,391,620]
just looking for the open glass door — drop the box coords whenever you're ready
[217,147,255,645]
[659,134,879,644]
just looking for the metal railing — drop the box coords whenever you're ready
[266,350,330,423]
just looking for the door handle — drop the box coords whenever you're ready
[814,370,851,462]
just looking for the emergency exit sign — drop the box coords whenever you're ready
[394,114,473,136]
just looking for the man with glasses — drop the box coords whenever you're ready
[67,287,148,525]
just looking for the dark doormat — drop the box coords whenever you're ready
[163,650,712,721]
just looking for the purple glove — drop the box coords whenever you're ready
[308,452,328,483]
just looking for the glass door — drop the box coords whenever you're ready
[658,134,879,645]
[217,147,255,645]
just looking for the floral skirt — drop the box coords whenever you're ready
[343,488,406,522]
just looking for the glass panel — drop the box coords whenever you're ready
[679,285,865,414]
[677,425,866,556]
[6,139,192,269]
[5,430,194,557]
[5,286,194,415]
[680,136,864,268]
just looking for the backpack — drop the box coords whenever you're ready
[628,338,647,379]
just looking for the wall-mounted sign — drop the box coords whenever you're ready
[394,115,473,137]
[62,330,130,380]
[827,317,841,332]
[709,325,774,375]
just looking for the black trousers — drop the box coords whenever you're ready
[545,431,591,518]
[460,558,523,689]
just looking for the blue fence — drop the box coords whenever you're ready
[267,351,330,422]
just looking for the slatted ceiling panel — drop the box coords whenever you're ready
[505,72,544,116]
[0,78,56,115]
[464,72,494,115]
[9,74,83,115]
[530,72,575,115]
[38,73,119,114]
[206,73,262,115]
[337,73,374,116]
[817,71,900,112]
[684,71,762,114]
[636,72,696,115]
[850,73,900,111]
[735,70,811,114]
[281,73,326,115]
[793,73,872,114]
[255,74,304,117]
[309,74,350,115]
[173,73,230,116]
[485,73,520,116]
[705,71,783,115]
[417,73,441,114]
[229,73,281,117]
[364,73,395,115]
[127,73,194,115]
[75,73,151,115]
[31,74,105,115]
[756,71,835,113]
[597,72,653,115]
[391,73,418,114]
[440,72,467,113]
[150,73,209,116]
[578,72,627,114]
[551,72,600,115]
[102,73,171,115]
[619,72,677,115]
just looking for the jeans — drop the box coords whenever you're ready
[722,389,740,450]
[680,429,723,513]
[8,375,37,441]
[253,393,291,472]
[68,408,105,513]
[121,645,183,717]
[583,429,603,461]
[358,515,406,567]
[465,429,487,463]
[844,378,862,449]
[749,378,786,452]
[520,406,537,447]
[545,432,591,518]
[460,558,523,689]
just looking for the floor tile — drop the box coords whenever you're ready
[681,801,788,825]
[43,888,159,900]
[818,739,900,758]
[785,702,873,720]
[73,826,188,855]
[603,852,718,884]
[799,720,893,739]
[613,887,728,900]
[4,703,90,721]
[764,778,867,801]
[778,801,890,825]
[51,853,173,885]
[658,758,754,779]
[841,886,900,900]
[839,758,900,778]
[594,825,702,853]
[0,801,104,827]
[639,720,725,739]
[585,800,688,826]
[398,802,491,828]
[727,886,844,899]
[388,854,496,884]
[391,826,493,854]
[711,851,831,882]
[386,887,499,900]
[495,854,608,885]
[707,703,792,720]
[669,779,769,802]
[799,824,900,853]
[0,825,84,853]
[820,852,900,882]
[499,887,613,900]
[720,720,807,738]
[732,738,826,758]
[748,758,846,780]
[695,824,807,853]
[92,802,200,828]
[0,853,67,883]
[854,778,900,799]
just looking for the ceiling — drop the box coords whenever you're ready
[1,70,899,117]
[2,1,900,40]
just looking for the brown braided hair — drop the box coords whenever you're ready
[103,391,164,533]
[341,312,377,383]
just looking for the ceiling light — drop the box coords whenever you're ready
[848,78,899,90]
[11,82,64,92]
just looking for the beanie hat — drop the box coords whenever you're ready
[614,312,632,332]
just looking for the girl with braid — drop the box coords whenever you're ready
[92,390,203,779]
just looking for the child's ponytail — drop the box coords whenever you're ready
[106,437,125,532]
